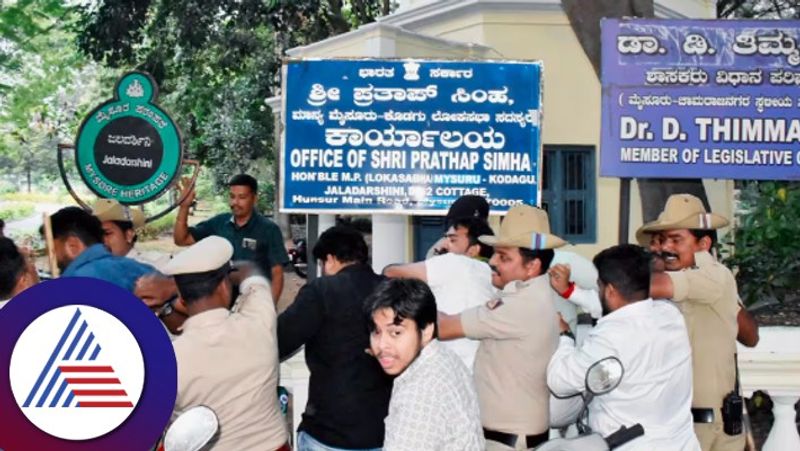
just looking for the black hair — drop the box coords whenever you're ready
[689,229,717,247]
[0,237,25,299]
[110,220,138,244]
[364,278,438,339]
[174,266,229,304]
[450,216,494,259]
[445,195,489,228]
[46,207,103,246]
[228,174,258,194]
[519,248,554,273]
[593,244,650,302]
[313,225,368,264]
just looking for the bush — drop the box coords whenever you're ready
[0,202,35,222]
[722,181,800,307]
[137,212,176,241]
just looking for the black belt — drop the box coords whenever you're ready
[483,428,549,448]
[692,407,715,424]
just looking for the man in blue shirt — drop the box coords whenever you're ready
[45,206,155,292]
[173,174,288,302]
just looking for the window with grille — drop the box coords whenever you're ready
[540,145,596,244]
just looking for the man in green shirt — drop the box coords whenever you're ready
[174,174,288,302]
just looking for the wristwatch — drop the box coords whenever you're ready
[157,295,178,319]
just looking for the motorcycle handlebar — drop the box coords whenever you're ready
[605,424,644,449]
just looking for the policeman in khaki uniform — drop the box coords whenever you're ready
[92,199,171,271]
[163,236,289,451]
[647,194,744,451]
[439,205,562,450]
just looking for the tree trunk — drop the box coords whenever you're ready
[560,0,712,228]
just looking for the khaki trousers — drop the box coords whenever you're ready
[695,422,745,451]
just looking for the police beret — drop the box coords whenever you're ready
[162,236,233,276]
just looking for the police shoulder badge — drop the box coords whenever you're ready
[485,298,504,310]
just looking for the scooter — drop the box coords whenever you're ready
[160,405,219,451]
[537,356,644,450]
[288,238,308,278]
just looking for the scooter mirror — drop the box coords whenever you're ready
[164,405,219,451]
[585,356,624,396]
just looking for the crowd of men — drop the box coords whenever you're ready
[0,176,760,451]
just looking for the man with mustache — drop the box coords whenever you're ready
[174,174,288,302]
[438,204,562,450]
[636,217,759,346]
[646,194,745,451]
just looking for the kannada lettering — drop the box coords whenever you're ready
[283,59,543,213]
[601,19,800,180]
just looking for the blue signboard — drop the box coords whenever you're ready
[602,19,800,180]
[280,59,542,214]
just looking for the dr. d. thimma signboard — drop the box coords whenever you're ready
[75,72,182,205]
[281,59,543,214]
[602,19,800,180]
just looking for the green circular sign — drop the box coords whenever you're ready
[75,72,182,205]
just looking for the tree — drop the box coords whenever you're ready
[718,0,800,18]
[74,0,393,195]
[0,1,108,192]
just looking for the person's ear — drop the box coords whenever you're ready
[465,243,481,258]
[604,283,622,310]
[64,236,85,260]
[524,257,542,278]
[421,321,435,345]
[124,229,136,245]
[697,235,712,252]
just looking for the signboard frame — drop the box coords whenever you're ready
[278,57,545,215]
[601,18,800,181]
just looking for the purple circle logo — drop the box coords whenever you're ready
[0,277,177,450]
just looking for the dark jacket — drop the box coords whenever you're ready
[278,263,391,448]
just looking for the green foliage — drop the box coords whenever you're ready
[74,0,392,190]
[0,2,110,192]
[0,202,35,221]
[722,182,800,306]
[0,191,74,203]
[718,0,800,18]
[137,211,176,241]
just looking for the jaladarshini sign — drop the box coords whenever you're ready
[75,72,182,205]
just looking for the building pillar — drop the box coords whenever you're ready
[371,214,408,273]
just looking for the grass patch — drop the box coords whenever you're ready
[0,202,35,222]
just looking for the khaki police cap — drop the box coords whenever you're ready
[634,220,659,247]
[639,194,729,234]
[162,236,233,276]
[92,199,146,229]
[479,204,566,250]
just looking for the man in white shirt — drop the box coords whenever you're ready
[548,244,699,451]
[366,278,484,451]
[548,251,603,327]
[384,216,496,370]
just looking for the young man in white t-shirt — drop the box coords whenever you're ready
[384,217,496,370]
